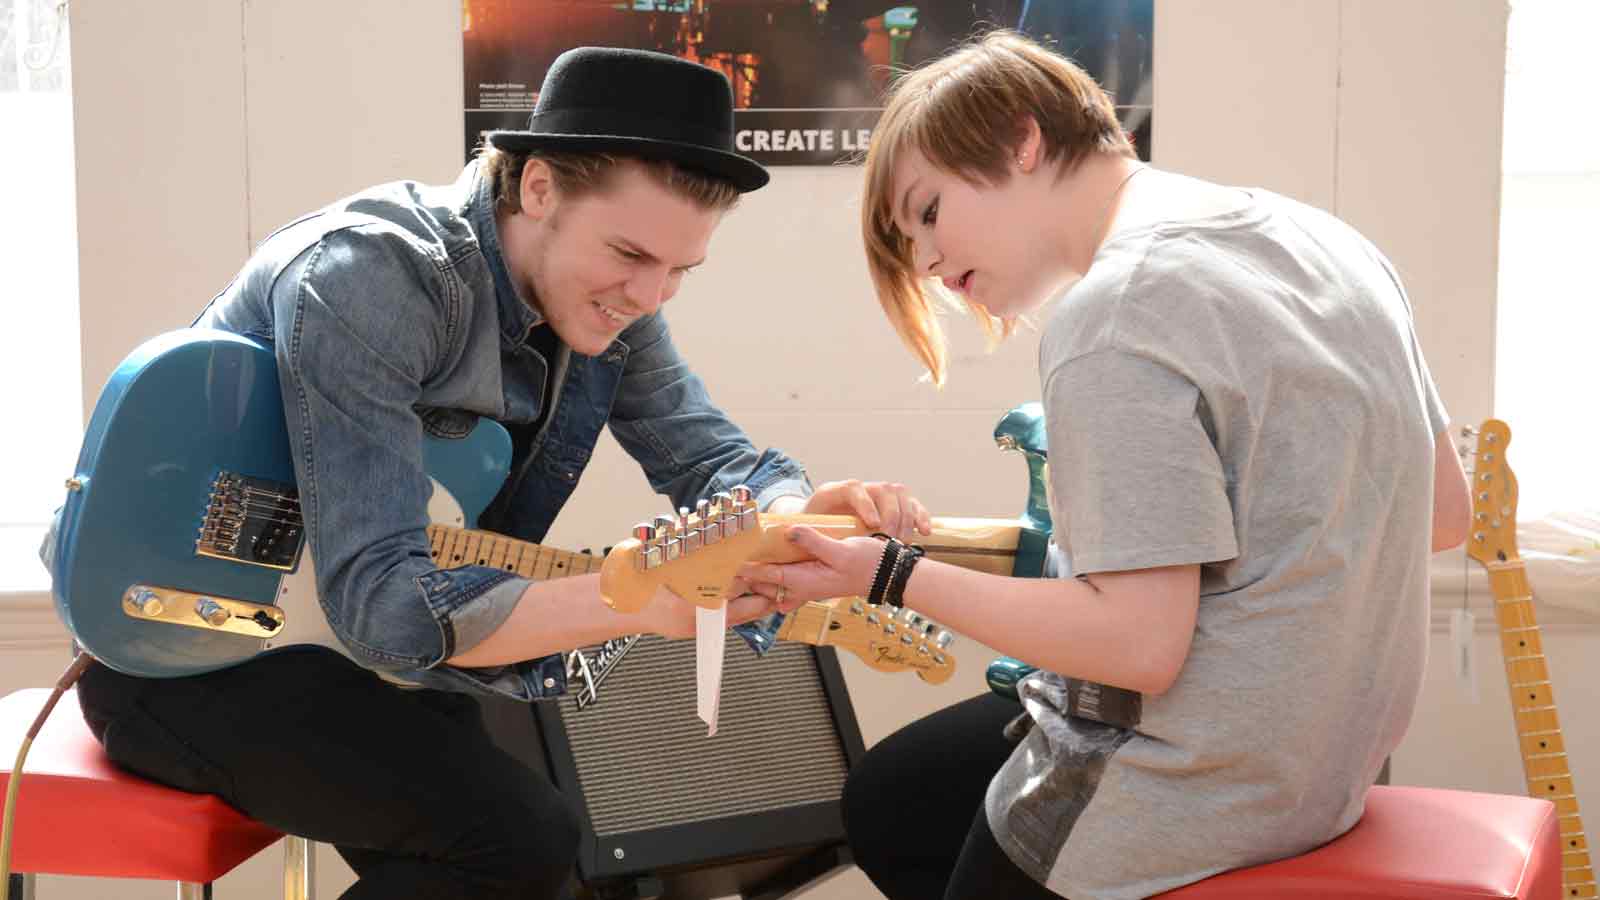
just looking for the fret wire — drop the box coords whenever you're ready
[485,532,512,571]
[443,528,471,568]
[531,546,555,580]
[462,530,486,566]
[548,549,573,579]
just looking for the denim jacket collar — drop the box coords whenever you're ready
[460,162,543,350]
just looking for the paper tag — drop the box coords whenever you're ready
[696,604,727,736]
[1450,608,1478,704]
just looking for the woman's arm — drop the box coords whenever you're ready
[742,528,1200,696]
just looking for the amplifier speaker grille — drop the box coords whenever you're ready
[553,635,851,836]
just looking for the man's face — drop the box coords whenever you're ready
[508,161,723,356]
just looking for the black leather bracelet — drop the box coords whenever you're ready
[882,543,925,608]
[867,534,900,604]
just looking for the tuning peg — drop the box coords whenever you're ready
[712,491,736,536]
[677,506,702,553]
[697,498,720,545]
[633,522,662,571]
[1460,425,1479,438]
[653,515,681,561]
[935,629,954,649]
[731,485,757,530]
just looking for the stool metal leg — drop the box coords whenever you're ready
[7,873,35,900]
[176,883,210,900]
[283,836,314,900]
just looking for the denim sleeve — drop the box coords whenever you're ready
[272,226,561,697]
[609,313,811,510]
[607,313,812,655]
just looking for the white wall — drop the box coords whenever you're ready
[6,1,1592,898]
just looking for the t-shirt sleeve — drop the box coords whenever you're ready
[1041,348,1239,575]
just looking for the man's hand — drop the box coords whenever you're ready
[738,526,886,614]
[788,479,932,540]
[640,582,777,640]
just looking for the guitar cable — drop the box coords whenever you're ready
[1,650,96,888]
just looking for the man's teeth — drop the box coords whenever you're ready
[598,303,623,323]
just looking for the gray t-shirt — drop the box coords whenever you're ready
[986,188,1447,899]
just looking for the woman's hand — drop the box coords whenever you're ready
[799,479,931,541]
[738,526,887,614]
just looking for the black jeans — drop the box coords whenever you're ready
[76,647,579,900]
[843,692,1064,900]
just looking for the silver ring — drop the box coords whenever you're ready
[776,586,788,605]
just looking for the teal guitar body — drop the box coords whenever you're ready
[50,329,513,679]
[987,401,1053,700]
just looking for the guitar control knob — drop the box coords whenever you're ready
[195,598,230,627]
[126,587,164,616]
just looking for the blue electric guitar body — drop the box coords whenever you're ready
[50,329,513,679]
[987,402,1054,700]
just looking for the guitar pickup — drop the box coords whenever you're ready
[122,583,285,638]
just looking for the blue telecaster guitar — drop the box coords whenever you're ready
[50,329,528,679]
[50,330,958,693]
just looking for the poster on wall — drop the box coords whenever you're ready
[463,0,1152,167]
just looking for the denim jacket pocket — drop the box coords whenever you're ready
[418,405,480,439]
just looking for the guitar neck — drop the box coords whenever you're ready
[759,514,1025,576]
[426,524,601,580]
[1485,560,1595,896]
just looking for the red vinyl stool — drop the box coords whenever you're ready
[1,688,314,899]
[1159,784,1562,899]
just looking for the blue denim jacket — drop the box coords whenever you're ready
[188,162,810,701]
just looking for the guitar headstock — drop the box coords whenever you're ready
[599,487,875,614]
[780,598,957,684]
[1465,418,1520,566]
[599,486,764,613]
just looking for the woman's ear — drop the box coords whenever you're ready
[1015,116,1044,174]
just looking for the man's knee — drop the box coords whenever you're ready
[477,788,581,895]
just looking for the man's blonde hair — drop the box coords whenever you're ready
[862,30,1136,386]
[482,146,742,214]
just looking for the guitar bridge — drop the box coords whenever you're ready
[195,471,304,570]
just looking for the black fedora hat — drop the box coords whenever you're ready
[486,47,768,192]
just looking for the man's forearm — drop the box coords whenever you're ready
[445,573,645,667]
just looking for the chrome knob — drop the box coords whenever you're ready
[195,598,230,627]
[126,587,164,616]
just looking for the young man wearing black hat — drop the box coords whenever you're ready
[68,47,929,900]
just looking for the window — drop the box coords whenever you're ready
[0,0,78,593]
[1494,0,1600,522]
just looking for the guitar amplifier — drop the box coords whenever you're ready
[478,635,866,900]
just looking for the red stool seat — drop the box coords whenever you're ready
[1,687,283,883]
[1160,785,1561,899]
